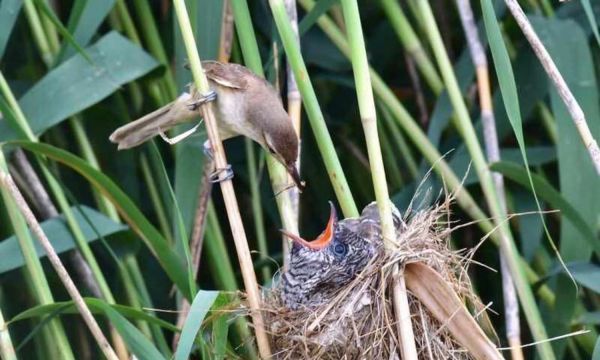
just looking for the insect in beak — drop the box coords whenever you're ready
[287,164,306,192]
[281,202,337,250]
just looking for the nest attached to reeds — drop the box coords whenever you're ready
[261,194,500,359]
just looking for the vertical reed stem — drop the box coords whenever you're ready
[339,1,417,357]
[455,1,523,358]
[172,1,271,357]
[282,0,302,269]
[269,0,359,218]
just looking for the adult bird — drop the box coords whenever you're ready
[109,61,304,190]
[280,202,403,310]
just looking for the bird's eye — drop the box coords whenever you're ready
[332,243,347,257]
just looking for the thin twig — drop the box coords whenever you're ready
[504,0,600,174]
[454,1,523,359]
[189,161,214,278]
[11,149,104,298]
[0,171,118,360]
[172,1,271,357]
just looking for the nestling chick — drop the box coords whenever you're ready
[280,202,402,310]
[109,61,304,190]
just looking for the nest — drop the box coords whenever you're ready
[261,195,500,360]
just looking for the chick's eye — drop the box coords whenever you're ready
[332,243,348,257]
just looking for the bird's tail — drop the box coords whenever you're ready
[109,93,196,149]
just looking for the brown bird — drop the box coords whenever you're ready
[280,202,402,310]
[109,61,304,190]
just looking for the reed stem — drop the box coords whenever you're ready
[269,0,359,218]
[172,1,271,356]
[339,0,417,357]
[454,0,522,358]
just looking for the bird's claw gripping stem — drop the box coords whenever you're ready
[209,164,234,183]
[187,90,217,111]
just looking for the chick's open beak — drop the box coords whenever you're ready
[281,202,337,250]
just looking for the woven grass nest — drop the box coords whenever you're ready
[261,195,504,360]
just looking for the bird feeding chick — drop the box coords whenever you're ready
[109,61,304,190]
[280,202,403,310]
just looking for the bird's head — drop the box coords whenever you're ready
[263,129,305,191]
[280,202,379,310]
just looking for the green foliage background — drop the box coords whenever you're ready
[0,0,599,358]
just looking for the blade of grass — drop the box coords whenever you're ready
[57,0,116,61]
[149,142,197,297]
[0,205,126,273]
[32,0,91,63]
[101,304,165,360]
[9,141,193,299]
[580,0,600,48]
[174,291,219,360]
[482,0,582,313]
[11,300,179,333]
[0,0,22,59]
[490,161,598,253]
[0,32,159,141]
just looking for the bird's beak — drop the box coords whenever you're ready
[281,202,337,250]
[287,164,306,192]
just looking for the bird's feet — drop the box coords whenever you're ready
[203,142,233,182]
[209,164,234,183]
[187,90,217,111]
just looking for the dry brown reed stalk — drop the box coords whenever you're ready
[454,1,522,358]
[175,4,235,347]
[503,0,600,174]
[172,1,271,356]
[262,197,502,359]
[0,171,119,360]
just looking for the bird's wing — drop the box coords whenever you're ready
[202,61,249,90]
